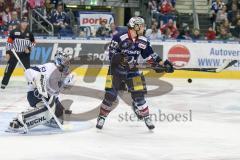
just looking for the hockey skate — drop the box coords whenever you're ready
[96,116,106,129]
[144,116,155,130]
[132,104,144,120]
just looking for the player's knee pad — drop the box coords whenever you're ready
[17,96,56,129]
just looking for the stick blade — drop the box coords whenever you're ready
[216,60,237,73]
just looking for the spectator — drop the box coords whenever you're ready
[227,0,240,11]
[9,11,19,27]
[159,0,175,15]
[191,28,202,40]
[50,0,61,8]
[96,20,109,37]
[220,19,231,32]
[160,19,178,38]
[210,0,225,26]
[216,5,228,24]
[211,0,225,13]
[0,0,4,13]
[148,0,158,12]
[145,21,162,40]
[4,0,14,12]
[228,3,239,26]
[162,27,172,39]
[177,23,191,40]
[3,24,13,35]
[50,4,70,35]
[148,0,160,23]
[205,26,216,40]
[109,23,118,37]
[217,27,231,40]
[231,19,240,38]
[170,0,176,7]
[2,7,12,25]
[45,0,54,13]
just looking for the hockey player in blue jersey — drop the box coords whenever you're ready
[96,17,174,130]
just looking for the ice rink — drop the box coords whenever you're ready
[1,76,240,160]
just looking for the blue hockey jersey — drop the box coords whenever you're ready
[108,31,155,64]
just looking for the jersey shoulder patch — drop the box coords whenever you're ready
[138,36,148,42]
[120,33,129,41]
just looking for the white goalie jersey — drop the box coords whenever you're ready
[25,62,74,97]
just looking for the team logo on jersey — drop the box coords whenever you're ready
[167,44,190,68]
[15,32,21,36]
[138,43,146,49]
[26,33,29,36]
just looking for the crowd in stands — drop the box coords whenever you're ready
[0,0,120,37]
[0,0,239,41]
[209,0,240,40]
[147,0,240,41]
[0,0,21,35]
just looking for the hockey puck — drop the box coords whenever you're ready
[187,78,192,83]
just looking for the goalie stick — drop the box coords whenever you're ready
[11,49,72,132]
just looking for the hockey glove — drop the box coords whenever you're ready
[164,60,174,73]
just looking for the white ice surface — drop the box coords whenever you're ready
[0,77,240,160]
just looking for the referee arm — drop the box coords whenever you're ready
[25,32,36,54]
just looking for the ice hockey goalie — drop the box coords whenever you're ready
[7,51,74,133]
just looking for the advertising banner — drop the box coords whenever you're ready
[162,41,240,70]
[0,39,163,65]
[79,12,114,27]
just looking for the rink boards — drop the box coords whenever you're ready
[0,66,240,79]
[0,38,239,79]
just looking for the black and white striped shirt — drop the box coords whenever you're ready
[6,28,35,53]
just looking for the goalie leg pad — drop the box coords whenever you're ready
[9,96,56,131]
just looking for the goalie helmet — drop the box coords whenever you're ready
[54,51,71,73]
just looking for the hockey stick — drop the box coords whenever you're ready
[11,49,71,132]
[176,59,237,73]
[138,59,237,73]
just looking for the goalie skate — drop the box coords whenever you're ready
[6,117,28,134]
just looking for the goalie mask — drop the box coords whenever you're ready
[54,51,70,73]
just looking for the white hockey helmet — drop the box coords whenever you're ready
[127,17,145,30]
[54,51,71,72]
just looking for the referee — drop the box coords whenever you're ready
[1,17,35,89]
